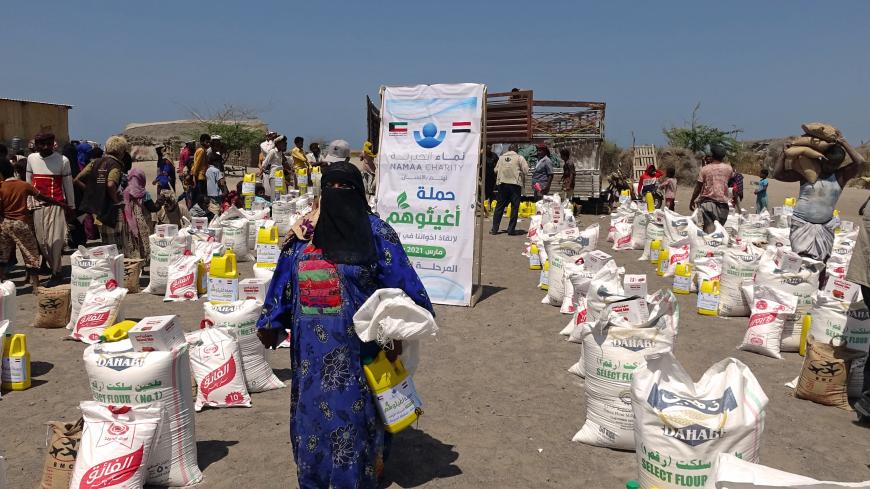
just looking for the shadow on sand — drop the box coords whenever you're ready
[380,428,461,488]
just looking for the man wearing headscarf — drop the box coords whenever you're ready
[360,140,377,197]
[75,136,127,247]
[26,133,75,279]
[257,156,433,488]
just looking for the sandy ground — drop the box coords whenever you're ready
[1,164,870,488]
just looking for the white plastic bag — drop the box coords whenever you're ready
[737,211,771,245]
[71,401,162,489]
[353,288,438,375]
[69,245,124,329]
[612,221,634,250]
[83,341,201,486]
[766,227,791,250]
[710,453,870,488]
[0,281,15,323]
[143,233,191,295]
[212,207,253,262]
[662,240,691,278]
[203,300,285,392]
[163,253,200,302]
[755,247,822,351]
[71,281,127,344]
[631,211,650,250]
[810,295,870,397]
[640,211,666,261]
[544,225,600,307]
[739,285,798,359]
[573,291,678,449]
[719,245,762,317]
[663,208,692,247]
[688,220,729,263]
[187,326,252,411]
[631,352,768,489]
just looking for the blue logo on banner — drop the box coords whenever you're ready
[413,123,446,149]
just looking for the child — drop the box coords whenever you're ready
[0,158,68,289]
[660,167,678,211]
[205,152,228,216]
[754,168,769,213]
[254,183,271,205]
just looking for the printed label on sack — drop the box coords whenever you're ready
[79,445,144,489]
[200,356,237,399]
[823,278,860,303]
[169,273,195,297]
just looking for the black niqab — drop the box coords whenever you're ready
[313,161,378,265]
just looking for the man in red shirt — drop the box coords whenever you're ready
[690,144,734,232]
[25,132,74,279]
[0,159,68,289]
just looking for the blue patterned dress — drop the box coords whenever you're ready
[258,215,433,489]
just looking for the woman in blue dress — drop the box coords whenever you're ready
[257,161,433,488]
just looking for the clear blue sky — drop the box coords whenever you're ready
[4,1,870,147]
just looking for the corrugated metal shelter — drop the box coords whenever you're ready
[0,97,73,146]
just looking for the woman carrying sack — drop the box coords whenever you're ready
[257,160,433,488]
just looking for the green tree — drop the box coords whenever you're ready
[663,103,741,154]
[188,104,265,153]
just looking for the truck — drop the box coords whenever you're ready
[365,89,608,212]
[485,90,607,212]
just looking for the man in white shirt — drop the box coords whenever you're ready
[26,133,74,279]
[491,144,529,235]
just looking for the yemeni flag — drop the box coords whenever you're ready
[388,122,407,134]
[452,121,471,133]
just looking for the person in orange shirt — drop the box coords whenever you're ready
[188,133,211,202]
[0,158,68,289]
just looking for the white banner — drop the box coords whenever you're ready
[376,83,484,306]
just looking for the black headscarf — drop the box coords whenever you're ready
[313,161,378,265]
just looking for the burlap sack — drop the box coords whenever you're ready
[790,135,835,153]
[123,258,145,293]
[801,122,841,142]
[37,418,83,489]
[786,155,820,184]
[34,285,71,329]
[795,336,865,410]
[784,145,825,161]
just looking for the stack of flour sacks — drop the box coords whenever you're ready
[73,295,286,487]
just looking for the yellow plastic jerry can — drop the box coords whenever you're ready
[209,249,239,302]
[799,313,812,356]
[100,320,137,343]
[242,173,257,209]
[363,351,421,433]
[697,279,720,316]
[529,244,542,270]
[255,225,281,268]
[645,191,655,213]
[2,333,31,391]
[648,239,662,264]
[539,260,550,290]
[656,249,669,277]
[273,168,286,194]
[672,263,692,295]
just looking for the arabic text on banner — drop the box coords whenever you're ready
[376,83,484,306]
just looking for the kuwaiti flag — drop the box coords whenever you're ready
[451,121,471,133]
[389,122,408,133]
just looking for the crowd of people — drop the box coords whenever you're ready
[0,131,375,293]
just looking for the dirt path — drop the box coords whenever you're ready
[2,176,868,488]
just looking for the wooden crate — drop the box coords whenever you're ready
[632,144,657,181]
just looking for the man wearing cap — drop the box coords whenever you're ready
[26,133,75,279]
[323,139,351,166]
[491,144,529,235]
